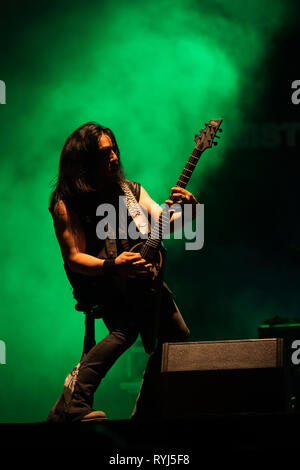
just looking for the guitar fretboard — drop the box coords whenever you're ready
[175,147,203,189]
[140,147,203,259]
[140,117,222,260]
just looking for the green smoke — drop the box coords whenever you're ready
[0,0,287,422]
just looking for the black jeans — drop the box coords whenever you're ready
[66,287,190,422]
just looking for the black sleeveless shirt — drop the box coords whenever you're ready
[51,178,141,310]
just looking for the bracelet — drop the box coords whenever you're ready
[102,258,116,276]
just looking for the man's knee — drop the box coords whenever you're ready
[111,329,139,347]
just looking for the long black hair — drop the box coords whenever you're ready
[49,122,123,215]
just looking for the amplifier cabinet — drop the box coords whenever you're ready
[161,339,285,417]
[258,325,300,410]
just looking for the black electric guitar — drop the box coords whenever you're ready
[123,118,223,352]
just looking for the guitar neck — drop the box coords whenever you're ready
[140,147,204,258]
[140,118,222,260]
[173,147,203,190]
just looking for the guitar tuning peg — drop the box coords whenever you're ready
[218,128,223,133]
[204,123,208,126]
[214,135,220,139]
[213,141,218,146]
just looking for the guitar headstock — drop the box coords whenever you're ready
[194,119,223,151]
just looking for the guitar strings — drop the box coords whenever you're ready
[141,153,201,260]
[141,144,208,260]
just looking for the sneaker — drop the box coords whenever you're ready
[80,410,107,422]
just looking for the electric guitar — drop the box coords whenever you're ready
[124,118,223,352]
[128,119,223,277]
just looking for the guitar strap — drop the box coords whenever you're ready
[119,179,149,236]
[103,179,149,258]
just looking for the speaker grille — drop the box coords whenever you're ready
[162,339,283,373]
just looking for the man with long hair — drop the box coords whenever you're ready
[47,122,197,422]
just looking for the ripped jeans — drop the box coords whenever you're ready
[50,286,190,422]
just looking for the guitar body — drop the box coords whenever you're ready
[129,241,165,284]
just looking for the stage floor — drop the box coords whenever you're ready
[0,412,299,459]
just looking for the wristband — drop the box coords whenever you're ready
[102,258,116,276]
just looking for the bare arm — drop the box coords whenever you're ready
[52,200,151,277]
[139,186,198,234]
[52,200,106,276]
